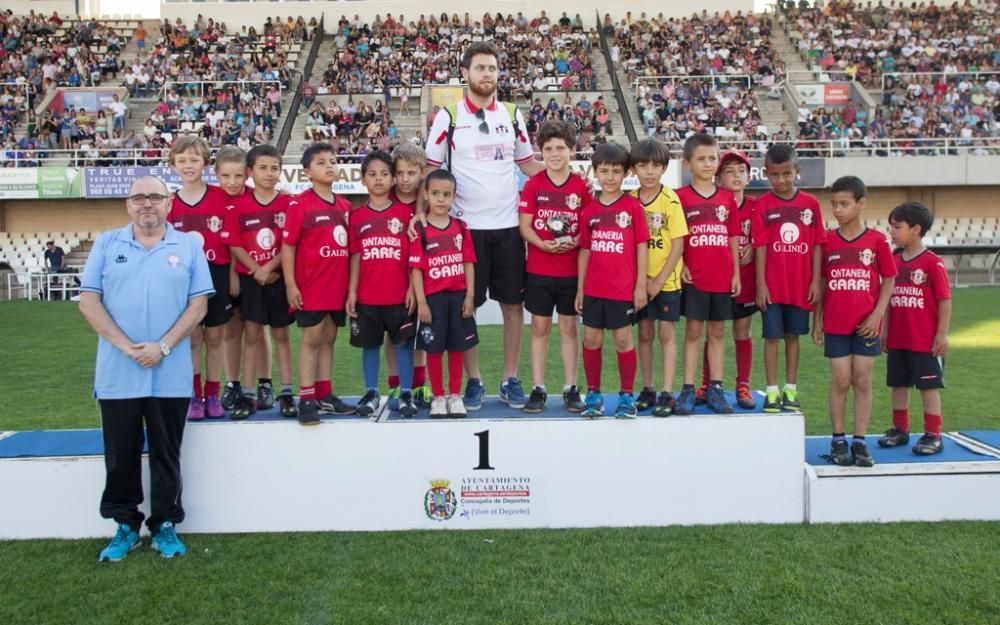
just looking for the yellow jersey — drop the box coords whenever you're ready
[633,185,687,292]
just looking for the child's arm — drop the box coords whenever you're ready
[634,242,648,311]
[229,257,240,298]
[411,268,431,323]
[648,236,684,297]
[807,245,823,306]
[230,245,259,278]
[729,235,741,297]
[811,282,825,346]
[346,253,360,318]
[519,213,560,253]
[933,299,952,357]
[755,247,769,311]
[575,249,590,314]
[858,276,895,339]
[462,263,475,318]
[280,243,302,310]
[258,254,283,285]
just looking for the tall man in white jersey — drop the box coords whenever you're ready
[424,41,545,410]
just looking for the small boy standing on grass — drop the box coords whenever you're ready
[575,142,650,419]
[813,176,896,467]
[878,201,952,456]
[630,139,687,417]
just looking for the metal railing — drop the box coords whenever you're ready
[632,75,754,92]
[597,10,637,145]
[159,80,283,101]
[278,14,324,154]
[880,70,1000,91]
[639,136,1000,158]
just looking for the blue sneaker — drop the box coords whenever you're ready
[151,522,187,558]
[581,390,604,419]
[675,388,697,415]
[98,523,141,562]
[387,386,400,411]
[707,384,733,414]
[614,392,638,418]
[499,377,527,409]
[463,378,485,411]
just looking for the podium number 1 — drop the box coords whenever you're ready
[473,430,495,470]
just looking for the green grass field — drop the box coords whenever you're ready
[1,289,999,625]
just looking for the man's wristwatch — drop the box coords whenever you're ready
[159,342,171,357]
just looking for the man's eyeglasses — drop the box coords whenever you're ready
[475,108,489,135]
[128,193,169,205]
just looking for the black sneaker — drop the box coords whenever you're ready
[398,391,417,418]
[652,391,675,417]
[356,389,381,417]
[278,393,298,418]
[297,399,320,425]
[221,382,242,411]
[563,386,585,412]
[912,433,944,455]
[257,383,275,410]
[318,393,355,415]
[762,390,782,413]
[706,384,733,414]
[523,387,547,413]
[877,427,910,448]
[852,440,875,467]
[231,395,257,420]
[635,387,657,411]
[829,439,853,466]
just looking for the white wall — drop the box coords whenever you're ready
[6,1,77,17]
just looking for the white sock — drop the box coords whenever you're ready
[535,385,546,392]
[563,384,573,392]
[784,383,797,391]
[766,385,779,394]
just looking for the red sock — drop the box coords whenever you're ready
[300,385,316,401]
[583,346,602,392]
[193,373,203,399]
[892,409,910,432]
[315,379,331,398]
[701,341,710,388]
[735,339,753,387]
[412,365,426,388]
[426,353,445,396]
[387,374,400,389]
[205,380,220,398]
[617,348,637,394]
[448,351,463,395]
[924,413,943,437]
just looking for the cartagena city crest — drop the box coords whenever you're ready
[425,479,457,521]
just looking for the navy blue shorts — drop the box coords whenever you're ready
[887,349,945,390]
[761,303,810,339]
[824,332,882,358]
[637,290,681,322]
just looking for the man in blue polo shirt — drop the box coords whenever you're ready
[80,175,214,562]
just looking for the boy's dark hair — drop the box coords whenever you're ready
[460,41,500,70]
[300,142,337,169]
[536,119,577,151]
[682,133,717,161]
[889,201,934,237]
[830,175,867,201]
[361,150,394,176]
[424,168,457,190]
[630,138,671,167]
[591,142,630,170]
[764,143,798,167]
[246,144,281,168]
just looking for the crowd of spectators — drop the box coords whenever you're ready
[301,95,424,161]
[782,0,999,87]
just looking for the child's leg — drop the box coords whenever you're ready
[223,312,242,385]
[612,325,636,394]
[426,352,445,397]
[413,349,427,386]
[920,389,943,436]
[828,356,853,434]
[637,318,654,389]
[706,320,726,382]
[204,325,225,387]
[258,330,272,384]
[701,340,710,389]
[558,314,579,389]
[361,345,381,391]
[582,326,604,391]
[298,322,326,399]
[683,319,706,385]
[447,350,463,396]
[242,320,265,391]
[784,334,800,385]
[891,387,911,431]
[658,320,677,393]
[764,339,780,387]
[317,321,337,395]
[191,325,204,398]
[530,314,553,389]
[393,342,414,391]
[850,355,875,437]
[271,326,294,390]
[733,317,753,387]
[384,339,399,387]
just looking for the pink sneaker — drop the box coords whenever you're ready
[205,395,225,418]
[186,397,205,421]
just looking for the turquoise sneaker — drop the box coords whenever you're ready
[581,390,604,419]
[99,523,141,562]
[614,392,638,419]
[151,522,187,558]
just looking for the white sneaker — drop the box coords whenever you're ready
[430,396,448,418]
[447,395,467,417]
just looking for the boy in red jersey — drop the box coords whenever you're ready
[878,201,951,456]
[753,144,826,413]
[409,169,478,418]
[518,120,593,413]
[674,134,741,415]
[347,151,418,418]
[224,145,296,420]
[167,136,233,420]
[281,143,355,425]
[385,143,431,409]
[813,177,896,467]
[574,142,649,419]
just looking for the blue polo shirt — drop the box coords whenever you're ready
[81,224,214,399]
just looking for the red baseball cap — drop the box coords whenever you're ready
[717,149,751,176]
